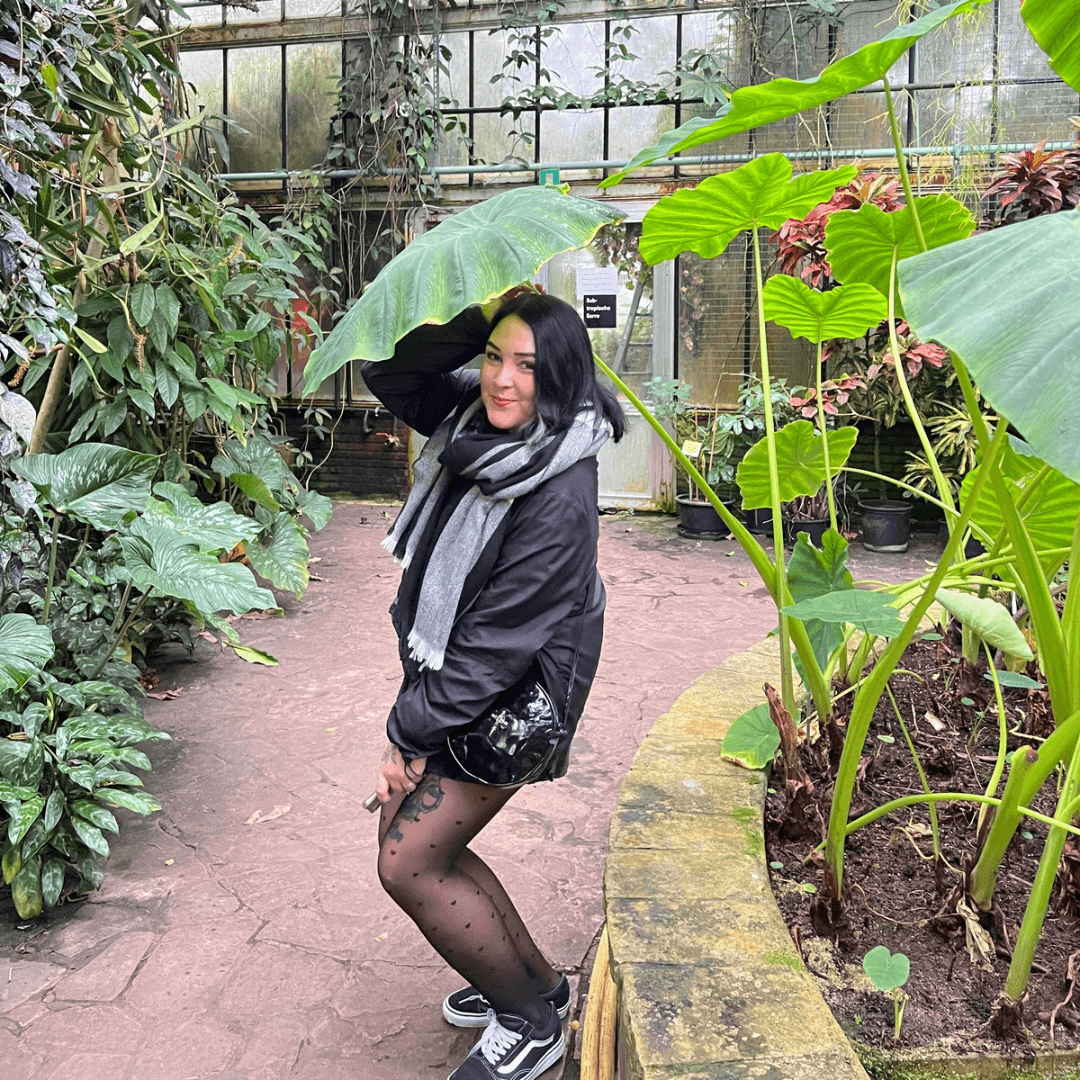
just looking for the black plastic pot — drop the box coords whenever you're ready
[784,518,830,548]
[744,507,773,535]
[676,495,731,540]
[859,500,912,553]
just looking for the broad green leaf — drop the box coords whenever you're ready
[600,0,993,187]
[1022,0,1080,92]
[783,589,904,638]
[2,838,19,883]
[786,530,854,669]
[43,788,64,833]
[93,787,161,814]
[985,670,1042,691]
[0,741,33,784]
[225,472,280,512]
[935,589,1033,661]
[0,386,36,444]
[230,645,280,666]
[73,799,119,835]
[245,511,309,598]
[212,437,291,500]
[960,441,1080,581]
[70,815,110,858]
[144,481,259,554]
[737,420,859,509]
[73,325,108,354]
[130,282,156,328]
[63,713,169,747]
[41,856,65,907]
[14,443,157,529]
[11,856,42,919]
[4,792,44,846]
[119,517,277,616]
[0,614,54,694]
[824,195,976,307]
[899,210,1080,484]
[863,945,910,992]
[155,284,182,335]
[303,185,623,385]
[640,156,858,264]
[763,276,887,345]
[296,488,333,531]
[719,703,779,771]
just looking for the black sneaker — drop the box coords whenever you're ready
[443,974,570,1028]
[448,1004,565,1080]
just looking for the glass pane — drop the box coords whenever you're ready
[286,42,341,170]
[538,109,602,179]
[610,14,675,96]
[827,90,890,153]
[542,21,604,100]
[178,50,224,168]
[183,3,223,26]
[436,32,471,107]
[228,0,281,24]
[608,105,676,175]
[228,47,283,179]
[999,0,1064,79]
[473,112,534,181]
[435,114,471,184]
[474,27,528,109]
[286,0,342,16]
[994,82,1079,146]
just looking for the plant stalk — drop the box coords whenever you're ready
[883,81,927,253]
[41,513,62,625]
[814,338,839,532]
[92,590,153,680]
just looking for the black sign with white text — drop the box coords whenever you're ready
[583,294,617,328]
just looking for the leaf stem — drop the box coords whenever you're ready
[92,590,152,680]
[42,513,61,625]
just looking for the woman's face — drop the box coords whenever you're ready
[481,315,538,431]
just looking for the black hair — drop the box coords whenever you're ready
[489,293,625,442]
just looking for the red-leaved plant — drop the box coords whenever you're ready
[982,128,1080,225]
[771,172,902,287]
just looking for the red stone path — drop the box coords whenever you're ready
[0,502,939,1080]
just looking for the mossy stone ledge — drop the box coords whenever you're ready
[603,637,870,1080]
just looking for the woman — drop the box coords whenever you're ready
[364,291,623,1080]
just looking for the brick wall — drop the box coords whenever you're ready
[280,403,411,498]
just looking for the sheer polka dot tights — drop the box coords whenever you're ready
[377,773,560,1027]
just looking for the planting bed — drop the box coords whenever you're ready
[766,627,1080,1056]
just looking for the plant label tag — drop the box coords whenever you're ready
[681,439,702,458]
[576,266,618,298]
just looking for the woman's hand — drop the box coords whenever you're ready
[480,282,545,323]
[375,742,428,804]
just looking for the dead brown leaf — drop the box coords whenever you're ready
[245,804,292,825]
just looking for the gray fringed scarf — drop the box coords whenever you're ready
[382,395,610,671]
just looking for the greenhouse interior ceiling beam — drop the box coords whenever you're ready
[179,13,374,47]
[214,140,1073,184]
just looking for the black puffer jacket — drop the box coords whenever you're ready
[361,307,606,777]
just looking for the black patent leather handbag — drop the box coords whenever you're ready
[446,592,589,788]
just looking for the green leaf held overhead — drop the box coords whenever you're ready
[899,209,1080,484]
[737,420,859,510]
[600,0,993,187]
[640,156,858,264]
[303,186,623,388]
[763,276,887,344]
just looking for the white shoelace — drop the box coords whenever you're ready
[477,1019,522,1065]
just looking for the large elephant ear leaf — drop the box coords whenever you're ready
[212,437,291,512]
[640,155,857,263]
[1022,0,1080,92]
[302,186,624,389]
[0,614,55,695]
[600,0,992,187]
[14,444,157,529]
[120,518,277,616]
[736,420,859,509]
[763,276,887,344]
[145,481,260,555]
[824,195,975,308]
[245,511,310,599]
[898,208,1080,484]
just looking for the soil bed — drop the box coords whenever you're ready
[766,626,1080,1060]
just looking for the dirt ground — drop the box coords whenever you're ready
[0,502,940,1080]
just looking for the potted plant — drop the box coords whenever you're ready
[645,375,795,537]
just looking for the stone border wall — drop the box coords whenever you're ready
[603,637,870,1080]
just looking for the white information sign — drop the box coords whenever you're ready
[576,266,619,299]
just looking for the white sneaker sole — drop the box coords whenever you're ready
[446,1031,565,1080]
